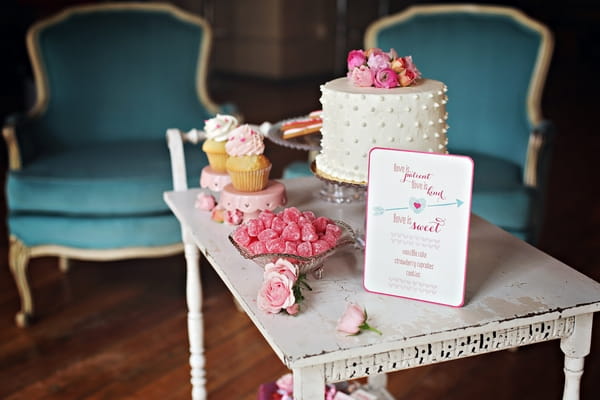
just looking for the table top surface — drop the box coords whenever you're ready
[164,177,600,368]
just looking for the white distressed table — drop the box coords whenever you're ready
[164,131,600,400]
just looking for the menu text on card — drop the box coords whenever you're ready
[363,148,473,307]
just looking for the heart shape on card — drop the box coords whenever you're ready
[409,197,426,214]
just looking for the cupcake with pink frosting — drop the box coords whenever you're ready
[225,124,271,192]
[201,114,239,172]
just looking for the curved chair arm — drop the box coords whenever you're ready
[524,119,556,188]
[166,128,206,192]
[2,112,42,171]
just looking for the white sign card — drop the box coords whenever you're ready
[363,148,474,307]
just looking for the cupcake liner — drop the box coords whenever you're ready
[229,165,271,192]
[205,151,228,173]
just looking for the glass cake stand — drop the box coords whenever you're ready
[309,161,367,204]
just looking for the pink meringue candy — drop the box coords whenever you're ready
[195,192,216,211]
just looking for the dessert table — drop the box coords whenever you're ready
[164,175,600,400]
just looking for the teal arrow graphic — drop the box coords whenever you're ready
[372,205,408,216]
[429,199,464,208]
[372,199,464,216]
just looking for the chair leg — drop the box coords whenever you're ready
[59,256,70,273]
[8,237,34,327]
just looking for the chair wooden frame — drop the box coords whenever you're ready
[3,2,219,327]
[364,4,554,188]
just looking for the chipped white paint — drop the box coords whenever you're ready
[164,175,600,400]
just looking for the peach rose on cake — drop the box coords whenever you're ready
[398,56,421,87]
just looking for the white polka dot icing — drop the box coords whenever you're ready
[316,77,448,183]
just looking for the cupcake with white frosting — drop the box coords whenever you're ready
[201,114,239,172]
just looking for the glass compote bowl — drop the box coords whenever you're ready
[229,220,357,279]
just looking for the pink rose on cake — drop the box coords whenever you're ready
[374,67,400,89]
[347,49,366,70]
[367,49,391,71]
[349,65,374,87]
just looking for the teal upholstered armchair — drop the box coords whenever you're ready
[3,2,235,326]
[364,4,555,243]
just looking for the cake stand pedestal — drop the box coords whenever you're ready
[310,161,367,204]
[199,166,231,193]
[310,162,367,247]
[219,180,287,222]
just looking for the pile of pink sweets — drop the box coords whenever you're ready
[231,207,343,257]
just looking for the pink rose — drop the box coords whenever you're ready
[336,303,365,334]
[257,271,296,314]
[349,65,374,87]
[195,192,216,211]
[336,303,382,335]
[373,67,399,89]
[276,373,293,394]
[225,209,244,225]
[367,51,391,72]
[346,49,366,71]
[264,258,298,282]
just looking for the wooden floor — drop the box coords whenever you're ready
[1,67,599,399]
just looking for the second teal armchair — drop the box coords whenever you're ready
[365,4,555,243]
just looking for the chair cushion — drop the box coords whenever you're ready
[8,212,183,249]
[7,140,207,216]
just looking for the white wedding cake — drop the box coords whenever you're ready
[315,49,449,184]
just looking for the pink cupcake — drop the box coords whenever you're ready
[225,125,271,192]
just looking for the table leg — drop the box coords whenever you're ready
[560,313,593,400]
[293,365,325,400]
[368,373,388,391]
[184,232,206,400]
